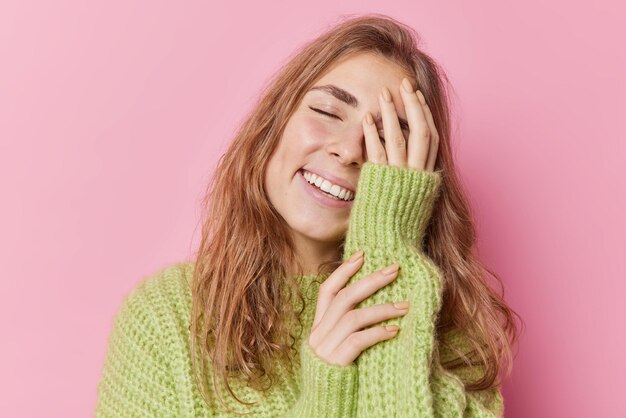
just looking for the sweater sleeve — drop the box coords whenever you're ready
[95,281,179,417]
[282,339,358,417]
[341,161,503,417]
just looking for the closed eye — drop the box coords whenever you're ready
[309,106,386,143]
[309,106,341,120]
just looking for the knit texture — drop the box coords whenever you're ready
[95,161,504,417]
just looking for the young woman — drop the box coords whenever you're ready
[96,14,520,417]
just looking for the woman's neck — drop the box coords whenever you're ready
[289,234,343,277]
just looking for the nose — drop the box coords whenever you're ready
[326,125,366,167]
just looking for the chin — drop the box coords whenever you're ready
[298,227,346,244]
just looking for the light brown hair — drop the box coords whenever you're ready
[189,13,523,414]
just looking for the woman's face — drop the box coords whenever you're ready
[264,52,411,266]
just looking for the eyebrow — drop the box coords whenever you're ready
[308,84,410,132]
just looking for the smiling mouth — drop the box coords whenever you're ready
[314,186,344,200]
[297,169,354,208]
[299,169,355,201]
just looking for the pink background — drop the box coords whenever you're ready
[1,1,624,417]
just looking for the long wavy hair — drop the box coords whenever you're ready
[189,13,523,414]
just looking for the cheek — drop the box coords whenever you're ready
[276,114,334,165]
[299,117,333,147]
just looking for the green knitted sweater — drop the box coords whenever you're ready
[95,162,505,417]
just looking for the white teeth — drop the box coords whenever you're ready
[302,170,354,201]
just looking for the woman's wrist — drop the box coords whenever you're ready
[344,161,442,254]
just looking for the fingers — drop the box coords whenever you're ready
[312,250,364,329]
[379,86,407,168]
[308,253,407,367]
[401,80,431,171]
[362,78,439,172]
[362,113,387,165]
[310,263,399,347]
[318,301,409,358]
[416,90,441,172]
[330,325,401,366]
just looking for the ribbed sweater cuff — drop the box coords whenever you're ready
[291,339,358,417]
[345,162,442,253]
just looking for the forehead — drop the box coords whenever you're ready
[313,53,409,96]
[307,53,412,124]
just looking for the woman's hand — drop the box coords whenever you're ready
[307,80,441,367]
[363,78,440,172]
[307,250,410,366]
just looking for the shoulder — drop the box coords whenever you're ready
[113,261,195,337]
[126,261,194,305]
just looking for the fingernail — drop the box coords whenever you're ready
[385,325,400,332]
[393,301,410,310]
[416,90,426,105]
[381,264,398,275]
[350,250,364,263]
[381,86,392,102]
[365,112,374,125]
[402,78,413,93]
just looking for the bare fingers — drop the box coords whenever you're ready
[415,90,440,172]
[362,78,440,172]
[378,86,407,168]
[362,112,387,165]
[400,79,432,171]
